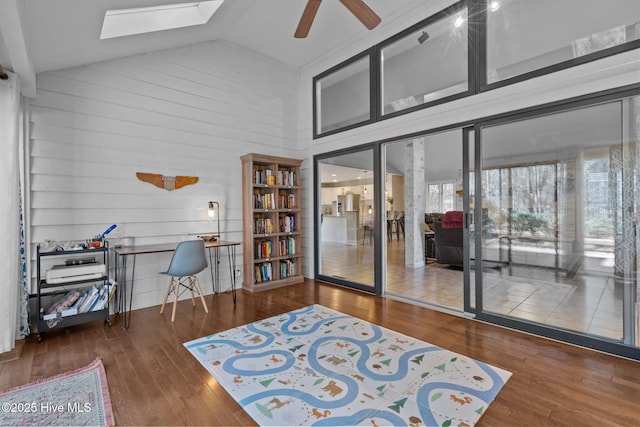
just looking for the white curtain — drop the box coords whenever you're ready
[0,71,21,353]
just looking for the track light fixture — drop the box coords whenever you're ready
[418,31,430,44]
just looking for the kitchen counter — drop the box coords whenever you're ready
[321,212,359,245]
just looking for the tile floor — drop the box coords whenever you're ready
[320,239,625,342]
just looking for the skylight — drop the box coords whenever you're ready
[100,1,224,40]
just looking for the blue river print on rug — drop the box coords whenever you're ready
[184,304,511,426]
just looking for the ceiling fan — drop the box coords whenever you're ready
[294,0,381,38]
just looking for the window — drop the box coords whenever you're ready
[379,3,469,116]
[486,0,640,85]
[427,181,455,213]
[314,51,373,137]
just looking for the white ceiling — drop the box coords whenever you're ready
[0,0,419,77]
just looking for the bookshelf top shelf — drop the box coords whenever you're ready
[241,153,304,167]
[253,231,301,238]
[252,208,302,213]
[252,184,302,190]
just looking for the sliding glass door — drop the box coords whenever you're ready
[477,97,639,351]
[383,130,471,312]
[316,149,377,293]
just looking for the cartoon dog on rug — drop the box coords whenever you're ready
[321,380,343,397]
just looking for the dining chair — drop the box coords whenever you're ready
[159,240,209,322]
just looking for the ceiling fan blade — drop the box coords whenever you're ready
[294,0,322,38]
[339,0,381,30]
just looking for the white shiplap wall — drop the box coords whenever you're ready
[297,0,640,278]
[29,40,299,311]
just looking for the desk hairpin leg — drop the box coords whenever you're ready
[116,254,135,330]
[127,255,135,329]
[207,247,221,294]
[227,245,237,304]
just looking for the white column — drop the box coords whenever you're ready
[404,138,425,268]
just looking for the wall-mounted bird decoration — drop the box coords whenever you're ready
[136,172,198,191]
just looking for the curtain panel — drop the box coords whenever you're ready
[0,72,22,353]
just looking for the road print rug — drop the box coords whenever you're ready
[184,304,511,426]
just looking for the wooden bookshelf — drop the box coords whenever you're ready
[241,153,304,292]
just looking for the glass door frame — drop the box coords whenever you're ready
[463,126,475,314]
[313,144,382,295]
[313,86,640,361]
[471,94,639,361]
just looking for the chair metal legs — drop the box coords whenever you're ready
[160,275,209,322]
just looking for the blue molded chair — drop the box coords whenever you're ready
[160,240,209,322]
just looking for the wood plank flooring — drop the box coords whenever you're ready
[2,279,639,426]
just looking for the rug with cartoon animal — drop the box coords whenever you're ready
[184,304,511,426]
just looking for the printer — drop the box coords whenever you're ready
[45,263,106,284]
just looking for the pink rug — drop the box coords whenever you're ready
[0,357,114,426]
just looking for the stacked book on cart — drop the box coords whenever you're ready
[42,283,116,320]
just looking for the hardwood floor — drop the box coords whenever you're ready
[2,279,639,426]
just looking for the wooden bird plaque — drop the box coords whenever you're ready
[136,172,198,191]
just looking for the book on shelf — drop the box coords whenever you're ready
[90,286,110,312]
[256,240,273,259]
[254,168,275,185]
[279,193,296,209]
[254,192,276,209]
[77,285,101,313]
[280,237,296,256]
[280,215,296,233]
[279,259,296,278]
[44,290,81,318]
[254,262,273,283]
[43,284,112,320]
[277,170,295,186]
[254,217,274,234]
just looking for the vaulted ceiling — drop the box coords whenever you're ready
[0,0,422,97]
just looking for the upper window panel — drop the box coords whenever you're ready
[486,0,640,84]
[315,53,372,136]
[380,5,469,116]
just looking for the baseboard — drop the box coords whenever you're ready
[0,339,25,364]
[636,303,640,345]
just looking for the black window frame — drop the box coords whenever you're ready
[312,0,640,140]
[376,0,475,121]
[312,48,377,139]
[477,0,640,91]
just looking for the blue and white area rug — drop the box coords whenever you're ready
[184,304,511,426]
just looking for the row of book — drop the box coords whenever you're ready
[43,283,115,320]
[279,193,296,209]
[253,192,276,210]
[254,262,273,283]
[281,215,296,233]
[254,193,297,210]
[279,260,297,279]
[254,215,297,234]
[253,168,297,187]
[280,237,296,256]
[254,168,276,185]
[255,237,297,259]
[254,217,275,234]
[278,170,296,187]
[256,240,273,259]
